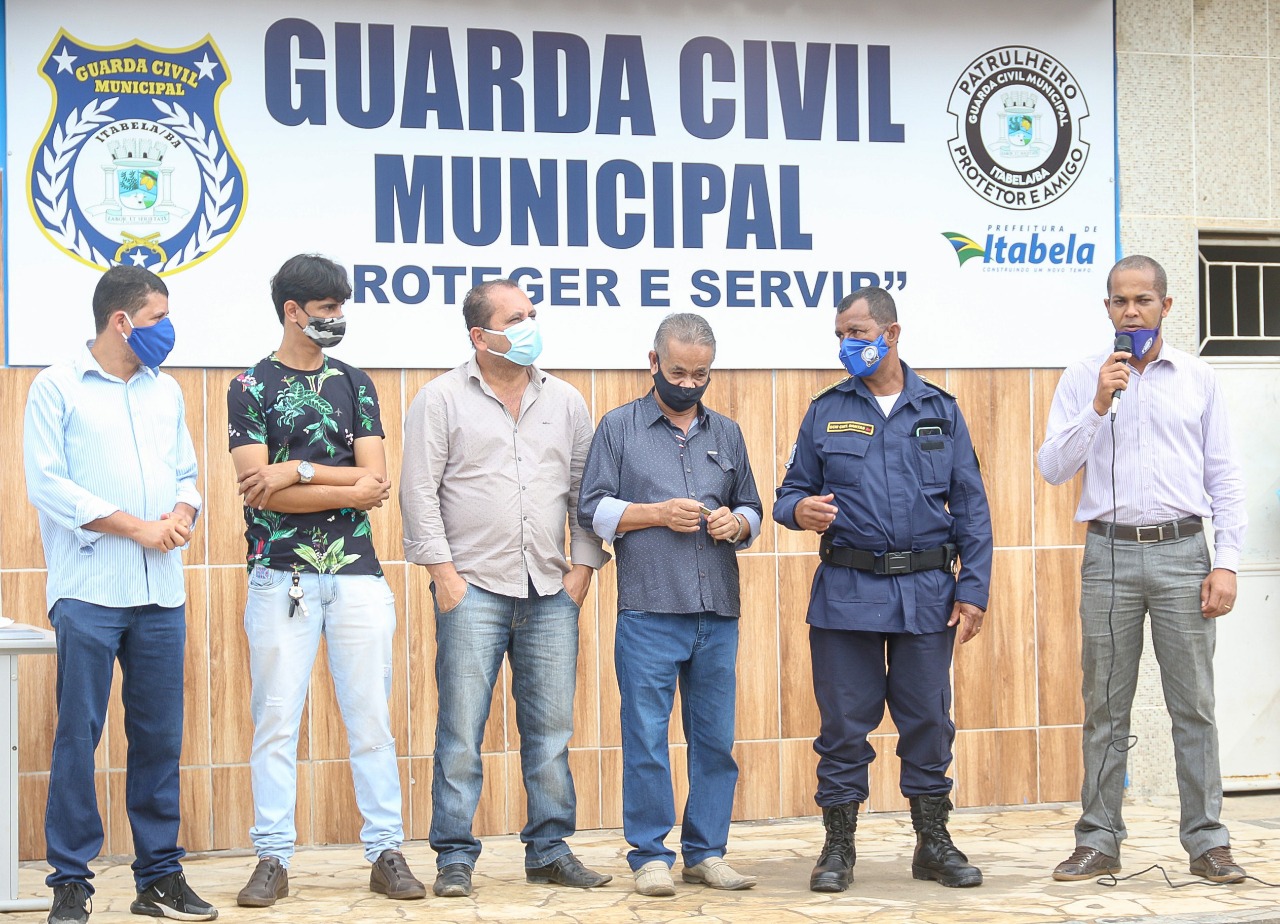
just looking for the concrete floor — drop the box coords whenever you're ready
[10,794,1280,924]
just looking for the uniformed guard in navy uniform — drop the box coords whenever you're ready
[773,286,993,892]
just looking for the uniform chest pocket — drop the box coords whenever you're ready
[823,439,869,487]
[914,433,954,486]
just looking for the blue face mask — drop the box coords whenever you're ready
[124,314,176,369]
[484,317,543,366]
[838,333,889,378]
[1123,325,1160,360]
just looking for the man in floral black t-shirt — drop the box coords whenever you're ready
[226,254,424,906]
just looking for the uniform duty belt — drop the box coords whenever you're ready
[1087,515,1203,543]
[819,537,958,575]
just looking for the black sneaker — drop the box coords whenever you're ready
[48,882,91,924]
[130,871,218,921]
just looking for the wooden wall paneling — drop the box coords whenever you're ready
[11,572,55,772]
[736,555,780,741]
[208,569,253,764]
[731,740,780,821]
[778,554,820,740]
[568,748,602,833]
[950,369,1033,549]
[295,760,314,846]
[596,560,622,748]
[1033,368,1088,547]
[311,759,364,847]
[182,568,211,766]
[472,752,509,838]
[1038,725,1084,804]
[954,548,1037,730]
[408,756,433,840]
[1036,548,1085,726]
[599,747,623,829]
[171,368,207,564]
[106,770,130,856]
[669,743,690,823]
[406,566,438,758]
[0,369,44,570]
[590,369,650,425]
[952,729,1038,809]
[570,567,601,750]
[385,563,411,760]
[865,734,909,813]
[365,369,404,565]
[779,737,819,818]
[504,751,528,836]
[773,370,836,554]
[179,766,213,853]
[211,765,254,850]
[18,773,50,860]
[711,369,776,553]
[206,369,252,566]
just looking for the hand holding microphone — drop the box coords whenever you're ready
[1093,333,1133,418]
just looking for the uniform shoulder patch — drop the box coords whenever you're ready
[918,375,956,400]
[811,376,852,401]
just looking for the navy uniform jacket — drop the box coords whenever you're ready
[773,362,993,634]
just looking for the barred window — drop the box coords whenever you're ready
[1198,232,1280,357]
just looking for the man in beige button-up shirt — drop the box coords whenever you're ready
[401,279,609,899]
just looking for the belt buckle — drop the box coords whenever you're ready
[1135,524,1166,543]
[881,551,912,575]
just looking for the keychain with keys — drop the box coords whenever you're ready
[288,572,310,619]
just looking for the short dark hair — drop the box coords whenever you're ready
[837,286,898,326]
[1107,254,1168,300]
[270,254,352,323]
[92,266,168,333]
[462,279,521,333]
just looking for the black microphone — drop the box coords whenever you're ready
[1109,332,1133,419]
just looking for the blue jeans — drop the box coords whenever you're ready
[45,599,186,892]
[430,582,580,869]
[243,567,403,865]
[615,609,739,871]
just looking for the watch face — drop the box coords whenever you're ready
[298,461,315,481]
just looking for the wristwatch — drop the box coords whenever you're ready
[297,460,315,484]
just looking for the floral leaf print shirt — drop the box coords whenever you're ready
[228,354,384,576]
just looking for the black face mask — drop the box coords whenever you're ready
[652,365,709,413]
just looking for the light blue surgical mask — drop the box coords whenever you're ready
[484,317,543,366]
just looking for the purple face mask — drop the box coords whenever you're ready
[1124,326,1160,360]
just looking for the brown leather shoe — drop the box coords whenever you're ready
[237,856,288,907]
[1052,846,1120,881]
[370,849,427,899]
[1190,845,1245,883]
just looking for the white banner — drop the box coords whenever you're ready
[4,1,1117,369]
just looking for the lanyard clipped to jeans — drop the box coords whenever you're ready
[288,572,310,619]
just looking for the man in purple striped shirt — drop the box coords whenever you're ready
[1039,255,1247,885]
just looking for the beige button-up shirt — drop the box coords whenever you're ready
[401,356,607,597]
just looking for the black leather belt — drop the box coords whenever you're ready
[819,537,957,575]
[1087,515,1203,543]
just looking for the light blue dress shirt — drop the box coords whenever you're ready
[24,345,201,611]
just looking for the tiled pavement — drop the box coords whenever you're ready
[11,795,1280,923]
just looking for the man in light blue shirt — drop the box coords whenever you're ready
[23,266,215,924]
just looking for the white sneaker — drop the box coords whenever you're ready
[634,860,676,896]
[682,856,758,890]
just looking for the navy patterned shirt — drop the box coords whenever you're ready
[579,392,762,618]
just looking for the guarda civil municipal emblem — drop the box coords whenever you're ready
[27,31,246,273]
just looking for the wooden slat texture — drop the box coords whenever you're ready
[0,360,1107,860]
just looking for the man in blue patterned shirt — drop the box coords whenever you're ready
[579,313,763,897]
[227,254,424,907]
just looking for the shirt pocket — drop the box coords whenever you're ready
[913,433,954,487]
[701,450,738,505]
[823,438,869,488]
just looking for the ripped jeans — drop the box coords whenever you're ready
[244,567,403,864]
